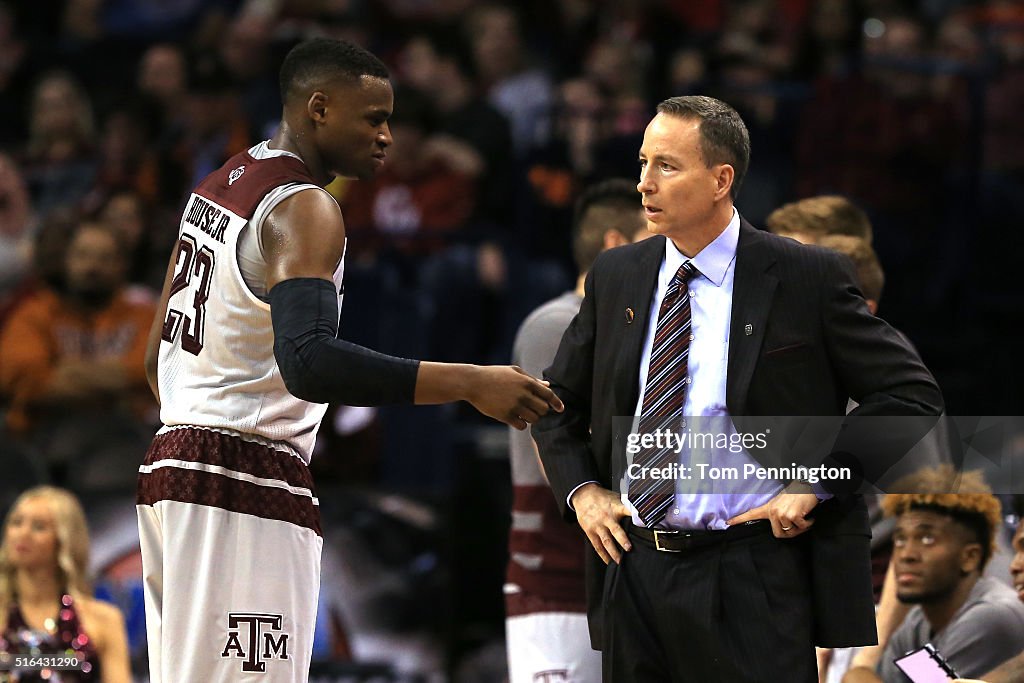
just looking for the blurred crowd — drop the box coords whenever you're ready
[0,0,1022,679]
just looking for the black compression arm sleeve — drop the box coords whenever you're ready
[269,277,420,405]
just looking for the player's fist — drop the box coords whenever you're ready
[466,365,564,430]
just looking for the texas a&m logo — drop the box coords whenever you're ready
[221,612,290,673]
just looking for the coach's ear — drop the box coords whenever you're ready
[713,163,734,201]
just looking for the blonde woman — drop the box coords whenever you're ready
[0,487,130,682]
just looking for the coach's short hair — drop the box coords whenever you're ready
[656,95,750,199]
[573,179,643,274]
[766,195,873,243]
[279,38,389,103]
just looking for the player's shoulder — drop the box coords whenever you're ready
[518,293,580,334]
[513,292,580,367]
[196,143,319,214]
[266,185,342,231]
[274,184,339,211]
[214,143,315,187]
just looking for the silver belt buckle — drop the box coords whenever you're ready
[653,529,681,552]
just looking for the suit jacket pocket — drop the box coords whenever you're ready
[764,341,810,358]
[762,341,813,371]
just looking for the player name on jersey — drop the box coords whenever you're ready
[184,195,229,244]
[156,142,339,463]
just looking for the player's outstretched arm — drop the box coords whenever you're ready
[415,362,563,430]
[264,189,562,428]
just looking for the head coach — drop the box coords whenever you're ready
[532,95,944,682]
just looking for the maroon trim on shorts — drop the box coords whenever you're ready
[137,428,321,536]
[512,485,562,511]
[505,589,587,618]
[141,427,313,490]
[506,484,589,607]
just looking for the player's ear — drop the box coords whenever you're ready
[307,91,328,123]
[959,542,982,575]
[603,229,629,250]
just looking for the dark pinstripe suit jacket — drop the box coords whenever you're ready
[533,219,944,649]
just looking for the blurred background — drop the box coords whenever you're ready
[0,0,1022,680]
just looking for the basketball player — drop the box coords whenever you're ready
[137,38,562,683]
[505,179,648,683]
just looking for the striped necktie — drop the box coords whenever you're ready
[629,260,698,527]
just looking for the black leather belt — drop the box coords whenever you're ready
[628,519,770,553]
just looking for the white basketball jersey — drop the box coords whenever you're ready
[157,142,344,462]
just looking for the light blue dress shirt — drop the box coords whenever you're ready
[623,210,782,530]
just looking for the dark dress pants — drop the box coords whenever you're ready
[601,529,818,683]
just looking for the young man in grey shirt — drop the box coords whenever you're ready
[846,469,1024,682]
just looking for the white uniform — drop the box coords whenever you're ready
[137,142,342,682]
[505,293,601,683]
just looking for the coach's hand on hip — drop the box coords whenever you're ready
[571,483,632,564]
[727,481,819,538]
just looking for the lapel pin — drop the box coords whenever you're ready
[625,307,635,324]
[744,323,753,335]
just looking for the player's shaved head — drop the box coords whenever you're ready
[573,178,644,273]
[279,38,390,104]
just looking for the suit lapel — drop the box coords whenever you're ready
[727,221,778,414]
[612,236,665,416]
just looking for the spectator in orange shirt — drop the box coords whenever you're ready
[0,220,155,488]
